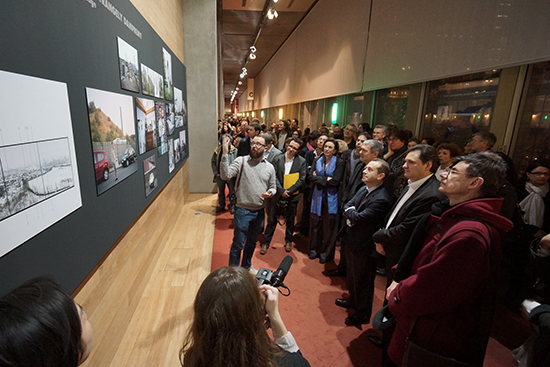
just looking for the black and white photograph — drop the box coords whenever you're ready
[156,101,167,156]
[142,155,158,197]
[174,87,184,128]
[163,48,173,101]
[141,63,164,99]
[0,70,82,258]
[179,129,187,158]
[136,97,156,154]
[168,138,175,173]
[86,87,138,195]
[166,103,175,136]
[174,138,181,164]
[117,37,140,93]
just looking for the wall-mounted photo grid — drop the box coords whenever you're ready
[0,70,82,258]
[85,87,138,196]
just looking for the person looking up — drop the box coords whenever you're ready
[276,120,290,151]
[343,124,358,150]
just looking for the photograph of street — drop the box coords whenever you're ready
[166,102,175,136]
[135,97,156,154]
[143,155,157,197]
[174,87,184,128]
[141,63,164,99]
[163,48,173,101]
[86,87,138,195]
[156,101,167,156]
[179,129,187,158]
[174,138,181,164]
[117,37,140,93]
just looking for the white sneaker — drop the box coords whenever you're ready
[248,266,258,276]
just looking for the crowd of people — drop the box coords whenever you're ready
[2,118,549,367]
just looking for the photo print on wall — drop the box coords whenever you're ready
[179,129,187,158]
[163,48,173,101]
[166,103,175,136]
[174,137,181,164]
[86,87,138,195]
[117,37,140,93]
[143,154,157,197]
[141,63,164,99]
[0,70,82,258]
[168,138,175,173]
[155,101,167,156]
[135,97,156,155]
[174,87,184,128]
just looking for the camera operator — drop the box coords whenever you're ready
[261,138,307,255]
[179,266,310,367]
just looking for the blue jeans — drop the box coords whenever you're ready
[229,207,265,268]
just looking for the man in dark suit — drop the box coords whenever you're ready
[371,144,445,366]
[237,121,261,157]
[261,137,307,254]
[335,158,393,326]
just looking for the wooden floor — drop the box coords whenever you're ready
[76,166,217,367]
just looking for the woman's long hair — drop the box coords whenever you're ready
[180,267,278,367]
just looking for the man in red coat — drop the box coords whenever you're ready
[386,152,513,366]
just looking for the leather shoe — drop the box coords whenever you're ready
[326,268,346,277]
[335,298,352,309]
[309,251,317,259]
[368,335,383,348]
[259,244,268,255]
[345,314,370,327]
[376,267,387,276]
[216,206,225,213]
[285,242,292,252]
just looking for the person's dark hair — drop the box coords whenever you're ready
[290,137,303,147]
[180,267,278,367]
[323,138,339,154]
[319,127,330,135]
[307,131,320,143]
[406,144,439,173]
[0,276,84,367]
[261,132,273,145]
[371,158,390,178]
[474,131,497,149]
[389,129,409,144]
[251,118,260,124]
[279,120,290,132]
[437,141,463,158]
[250,122,262,133]
[422,136,436,146]
[357,131,371,140]
[453,152,507,197]
[525,159,550,174]
[408,138,421,145]
[303,127,311,137]
[363,139,384,157]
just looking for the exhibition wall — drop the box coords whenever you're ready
[0,0,188,295]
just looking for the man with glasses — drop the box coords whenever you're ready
[221,133,276,271]
[384,152,513,366]
[260,137,307,254]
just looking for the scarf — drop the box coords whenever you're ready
[519,182,549,228]
[310,155,338,217]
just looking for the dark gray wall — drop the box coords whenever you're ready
[0,0,187,295]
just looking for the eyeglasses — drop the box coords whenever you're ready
[251,142,266,147]
[443,166,472,177]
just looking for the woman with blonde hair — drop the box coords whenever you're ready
[180,266,310,367]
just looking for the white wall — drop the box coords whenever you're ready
[253,0,550,108]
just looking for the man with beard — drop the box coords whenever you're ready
[220,133,276,270]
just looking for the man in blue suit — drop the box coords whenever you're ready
[335,158,393,326]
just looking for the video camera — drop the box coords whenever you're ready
[256,256,293,296]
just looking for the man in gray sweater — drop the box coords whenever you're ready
[220,133,277,270]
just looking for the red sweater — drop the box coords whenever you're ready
[387,198,513,365]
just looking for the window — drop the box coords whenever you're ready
[373,87,410,129]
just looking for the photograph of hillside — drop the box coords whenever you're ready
[86,87,137,195]
[117,37,140,93]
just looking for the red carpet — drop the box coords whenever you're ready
[212,204,527,366]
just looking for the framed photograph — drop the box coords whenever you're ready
[155,101,167,156]
[135,97,156,155]
[174,87,184,128]
[117,37,140,93]
[166,103,175,136]
[174,137,181,164]
[168,138,175,173]
[86,87,138,196]
[141,63,164,99]
[179,129,187,158]
[163,48,173,101]
[0,70,82,257]
[143,154,157,197]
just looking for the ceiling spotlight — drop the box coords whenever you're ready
[250,46,256,53]
[236,87,239,90]
[238,81,242,85]
[273,0,278,2]
[249,53,256,60]
[267,8,277,19]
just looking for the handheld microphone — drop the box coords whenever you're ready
[271,256,293,287]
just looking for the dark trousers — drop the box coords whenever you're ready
[345,246,377,318]
[299,188,311,235]
[216,176,235,209]
[309,202,339,262]
[263,199,298,247]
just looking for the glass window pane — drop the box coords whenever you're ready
[420,70,501,149]
[373,86,410,129]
